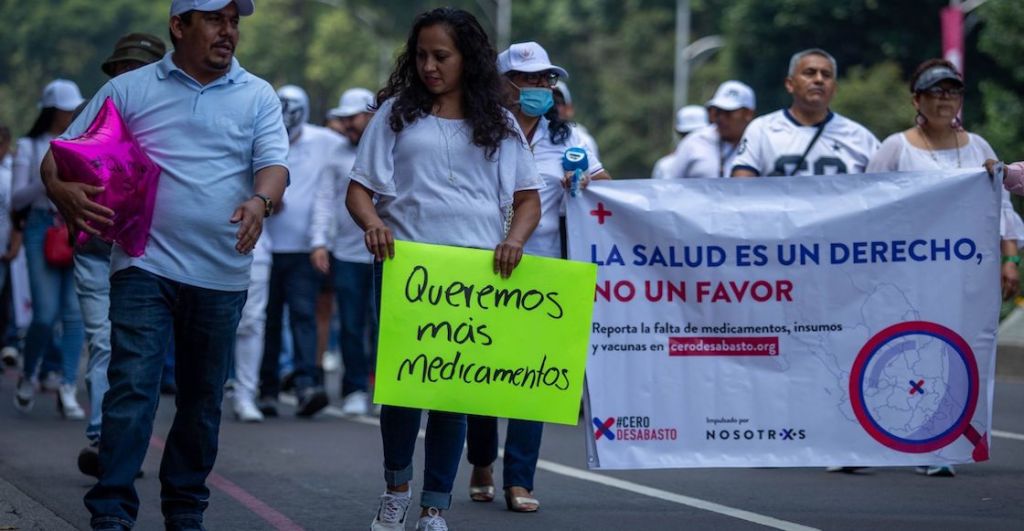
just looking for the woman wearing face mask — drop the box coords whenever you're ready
[867,60,1024,477]
[463,42,611,514]
[346,8,542,530]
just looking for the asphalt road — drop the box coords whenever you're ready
[1,367,1022,530]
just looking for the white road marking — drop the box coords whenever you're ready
[993,430,1024,442]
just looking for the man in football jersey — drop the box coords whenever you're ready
[666,81,755,179]
[731,48,879,177]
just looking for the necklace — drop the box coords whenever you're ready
[434,116,457,184]
[917,125,961,168]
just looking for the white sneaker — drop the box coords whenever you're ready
[371,492,411,530]
[341,391,370,416]
[234,396,265,423]
[0,346,18,367]
[916,465,956,477]
[13,377,34,412]
[40,371,62,392]
[58,384,86,420]
[415,508,448,531]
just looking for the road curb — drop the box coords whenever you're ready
[0,474,77,531]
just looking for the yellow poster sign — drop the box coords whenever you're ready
[374,241,597,425]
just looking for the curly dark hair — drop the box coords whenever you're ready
[909,58,961,93]
[375,7,516,159]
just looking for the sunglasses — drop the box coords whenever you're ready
[509,71,560,88]
[920,86,965,98]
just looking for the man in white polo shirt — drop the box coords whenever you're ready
[258,84,346,419]
[310,87,376,416]
[668,81,756,179]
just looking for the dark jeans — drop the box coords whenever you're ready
[374,262,465,509]
[84,267,246,528]
[466,416,544,491]
[260,253,322,397]
[331,258,375,396]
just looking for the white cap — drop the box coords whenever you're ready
[40,79,85,112]
[675,105,709,134]
[328,88,375,118]
[170,0,255,17]
[497,42,569,80]
[706,80,756,111]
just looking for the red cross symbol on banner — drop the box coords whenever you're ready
[590,202,612,224]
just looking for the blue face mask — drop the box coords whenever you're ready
[519,87,554,117]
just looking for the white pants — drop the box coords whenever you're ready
[234,262,270,402]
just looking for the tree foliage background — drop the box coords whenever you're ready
[0,0,1021,178]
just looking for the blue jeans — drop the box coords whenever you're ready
[23,208,83,384]
[331,258,375,396]
[84,267,246,528]
[260,253,322,396]
[466,416,544,491]
[374,263,465,509]
[74,250,112,442]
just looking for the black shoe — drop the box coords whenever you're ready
[165,517,206,531]
[161,380,177,395]
[257,396,279,417]
[295,388,328,418]
[79,445,144,478]
[78,446,100,478]
[280,371,296,393]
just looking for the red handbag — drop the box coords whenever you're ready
[44,220,74,268]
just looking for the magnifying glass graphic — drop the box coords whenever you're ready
[849,321,988,462]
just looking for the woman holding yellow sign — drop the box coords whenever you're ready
[463,42,610,514]
[346,7,542,531]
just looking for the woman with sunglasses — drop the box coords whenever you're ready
[463,42,611,514]
[867,59,1024,477]
[346,8,542,530]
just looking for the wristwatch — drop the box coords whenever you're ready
[253,193,273,218]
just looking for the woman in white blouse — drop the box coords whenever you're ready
[346,8,541,531]
[867,59,1022,477]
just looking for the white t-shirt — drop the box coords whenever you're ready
[0,154,12,252]
[867,131,1024,242]
[651,153,675,180]
[525,118,603,258]
[309,134,370,263]
[350,99,542,250]
[266,124,346,253]
[667,124,737,179]
[732,109,880,176]
[11,135,55,212]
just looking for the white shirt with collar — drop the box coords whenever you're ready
[266,123,346,254]
[309,132,370,263]
[667,124,737,179]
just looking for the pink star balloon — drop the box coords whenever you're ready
[50,97,160,257]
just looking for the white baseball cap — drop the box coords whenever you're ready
[328,88,375,119]
[675,105,708,134]
[40,79,85,112]
[170,0,255,17]
[706,80,756,111]
[497,42,569,80]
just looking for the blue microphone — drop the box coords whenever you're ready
[562,147,588,198]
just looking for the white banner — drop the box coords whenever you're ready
[568,170,1001,469]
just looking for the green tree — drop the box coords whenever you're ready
[976,0,1024,159]
[831,61,915,141]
